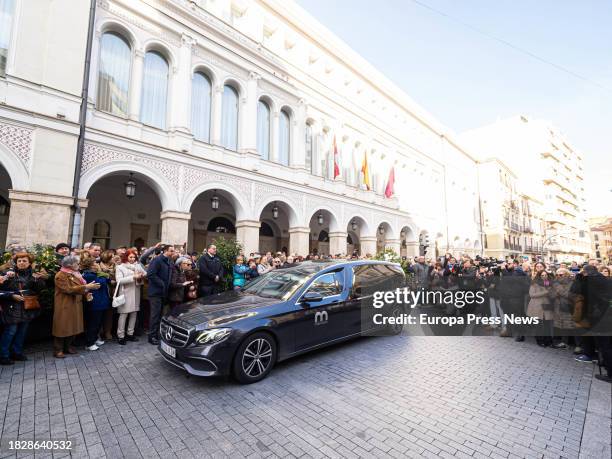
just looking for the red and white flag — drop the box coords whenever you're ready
[333,135,340,179]
[384,166,395,198]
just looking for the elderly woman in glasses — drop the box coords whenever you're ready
[53,256,100,358]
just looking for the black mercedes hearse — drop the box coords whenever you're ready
[158,260,405,383]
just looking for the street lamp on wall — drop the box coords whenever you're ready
[211,190,219,211]
[124,173,136,199]
[272,202,279,219]
[378,225,385,235]
[317,213,324,225]
[351,219,357,231]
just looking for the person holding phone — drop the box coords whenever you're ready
[169,256,195,308]
[53,256,100,358]
[0,252,47,365]
[80,256,111,351]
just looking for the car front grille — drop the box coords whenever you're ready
[160,319,192,348]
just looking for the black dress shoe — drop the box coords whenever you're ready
[514,336,525,342]
[0,358,14,365]
[148,337,160,345]
[595,374,612,383]
[118,338,126,345]
[11,354,27,361]
[126,335,139,342]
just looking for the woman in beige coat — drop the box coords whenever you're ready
[53,256,100,358]
[526,270,554,346]
[115,249,146,345]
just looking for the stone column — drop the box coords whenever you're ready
[129,49,145,122]
[289,227,310,256]
[160,211,191,247]
[406,241,419,258]
[328,231,348,256]
[170,34,196,133]
[235,220,260,255]
[385,239,401,255]
[210,84,224,145]
[360,236,377,257]
[6,191,74,247]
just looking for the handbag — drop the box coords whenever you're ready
[23,294,41,310]
[19,285,41,311]
[112,282,126,308]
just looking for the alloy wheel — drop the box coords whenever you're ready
[241,338,273,378]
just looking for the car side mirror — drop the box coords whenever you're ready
[302,291,323,304]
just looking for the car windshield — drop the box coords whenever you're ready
[242,264,325,300]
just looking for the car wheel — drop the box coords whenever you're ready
[386,305,404,335]
[232,332,277,384]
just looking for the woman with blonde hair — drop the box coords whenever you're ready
[115,249,146,345]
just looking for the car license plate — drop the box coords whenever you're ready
[161,341,176,358]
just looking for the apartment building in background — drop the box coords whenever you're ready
[463,115,590,263]
[477,157,545,260]
[590,216,612,263]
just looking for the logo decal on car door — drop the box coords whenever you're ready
[314,310,328,325]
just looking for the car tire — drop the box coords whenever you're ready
[232,332,277,384]
[386,305,404,335]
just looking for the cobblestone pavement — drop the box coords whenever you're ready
[0,335,608,458]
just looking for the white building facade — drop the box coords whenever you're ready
[0,0,482,258]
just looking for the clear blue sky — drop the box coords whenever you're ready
[296,0,612,216]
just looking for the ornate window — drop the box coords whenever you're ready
[257,99,270,160]
[97,32,131,116]
[140,51,168,129]
[0,0,16,77]
[191,72,212,142]
[92,220,111,250]
[221,84,238,150]
[278,109,290,166]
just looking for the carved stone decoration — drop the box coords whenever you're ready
[81,143,180,188]
[305,195,341,221]
[0,121,34,170]
[183,166,252,199]
[253,182,301,216]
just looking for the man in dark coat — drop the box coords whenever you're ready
[197,244,225,297]
[146,244,175,345]
[498,262,530,340]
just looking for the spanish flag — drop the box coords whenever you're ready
[361,151,370,191]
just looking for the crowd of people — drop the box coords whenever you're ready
[408,253,612,383]
[0,241,610,383]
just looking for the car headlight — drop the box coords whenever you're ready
[196,328,232,345]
